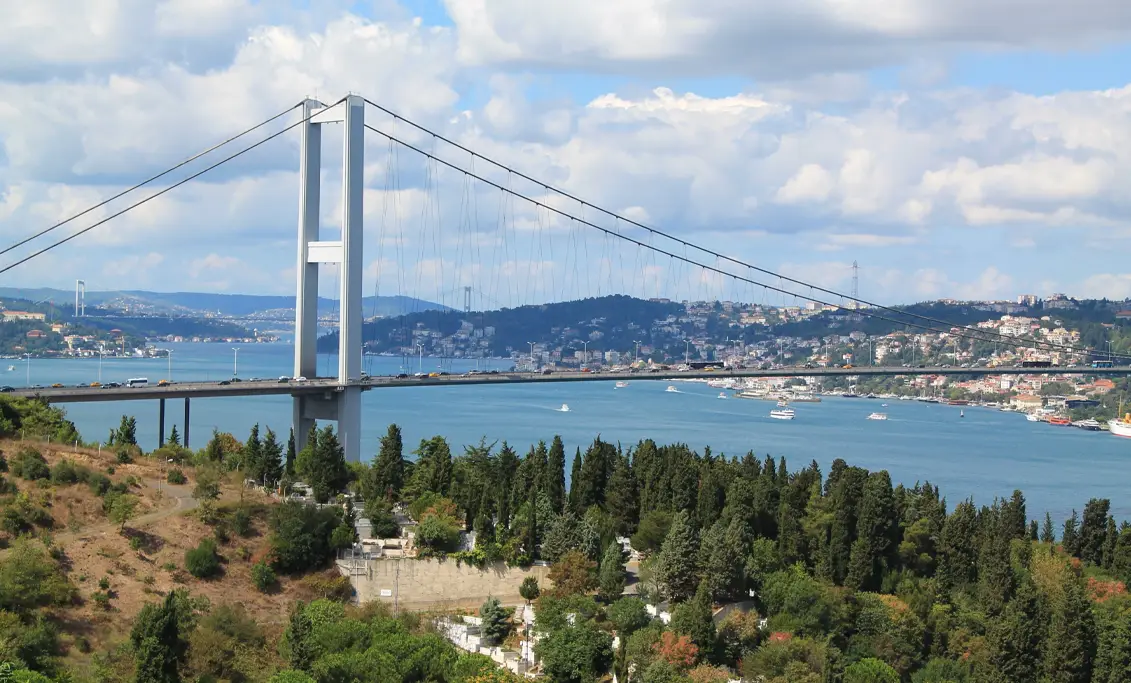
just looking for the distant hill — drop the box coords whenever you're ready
[0,288,449,318]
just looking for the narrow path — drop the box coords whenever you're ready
[44,480,198,550]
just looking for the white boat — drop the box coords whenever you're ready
[1026,413,1041,422]
[960,409,964,418]
[5,365,12,372]
[717,392,728,400]
[770,408,795,420]
[666,385,679,393]
[615,381,629,389]
[776,400,790,407]
[881,403,888,407]
[867,412,888,421]
[1073,418,1102,431]
[1110,413,1131,438]
[558,404,570,412]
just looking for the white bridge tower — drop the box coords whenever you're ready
[292,95,365,462]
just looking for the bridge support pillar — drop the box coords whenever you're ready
[291,94,365,462]
[158,399,166,450]
[183,398,190,449]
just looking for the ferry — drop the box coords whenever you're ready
[1073,419,1103,431]
[1110,414,1131,438]
[665,385,679,393]
[769,408,795,420]
[866,412,888,421]
[1047,416,1071,426]
[615,381,629,389]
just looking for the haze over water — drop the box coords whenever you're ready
[16,342,1131,522]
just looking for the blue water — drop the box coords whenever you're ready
[13,343,1131,522]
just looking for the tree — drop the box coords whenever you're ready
[261,428,284,487]
[1042,572,1096,683]
[244,424,263,481]
[605,454,639,536]
[283,602,313,672]
[1062,510,1080,556]
[268,502,342,574]
[669,582,716,662]
[548,550,598,596]
[108,493,139,532]
[185,539,221,579]
[844,658,899,683]
[701,517,748,603]
[370,423,406,501]
[295,425,350,503]
[193,466,221,506]
[1079,498,1111,565]
[520,577,541,603]
[537,621,614,683]
[846,471,896,592]
[131,591,191,683]
[631,511,673,555]
[608,597,651,638]
[480,597,511,646]
[546,435,567,513]
[653,631,698,669]
[598,542,627,603]
[982,577,1043,682]
[655,510,700,603]
[168,425,180,447]
[568,448,583,511]
[1041,511,1056,544]
[285,428,296,476]
[115,415,137,446]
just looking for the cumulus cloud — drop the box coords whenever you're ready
[1,0,1130,304]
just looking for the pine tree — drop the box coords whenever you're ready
[845,470,896,592]
[1093,600,1131,683]
[285,428,296,476]
[655,510,700,603]
[568,447,583,512]
[131,591,189,683]
[372,424,406,501]
[284,602,314,672]
[598,541,627,603]
[605,454,639,536]
[1102,516,1118,570]
[1042,572,1096,683]
[1062,509,1081,556]
[480,596,510,646]
[167,425,180,447]
[701,517,748,603]
[978,506,1015,615]
[982,577,1043,683]
[261,428,284,487]
[546,435,567,513]
[295,425,349,503]
[937,500,978,591]
[116,415,138,446]
[1042,511,1056,544]
[1111,523,1131,584]
[669,581,717,660]
[204,429,224,463]
[1001,489,1027,540]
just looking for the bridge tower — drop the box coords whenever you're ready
[292,95,365,462]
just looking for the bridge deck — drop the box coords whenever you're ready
[7,365,1128,404]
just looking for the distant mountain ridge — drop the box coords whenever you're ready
[0,287,449,318]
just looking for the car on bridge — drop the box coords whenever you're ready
[0,387,12,393]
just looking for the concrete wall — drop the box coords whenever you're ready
[344,558,551,611]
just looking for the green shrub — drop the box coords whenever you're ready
[251,561,276,593]
[166,468,187,485]
[185,538,221,579]
[91,591,111,610]
[10,449,49,481]
[115,449,132,464]
[98,576,110,590]
[231,506,253,537]
[49,459,85,485]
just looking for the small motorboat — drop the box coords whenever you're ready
[615,381,628,389]
[717,392,728,399]
[867,412,888,421]
[558,404,570,412]
[666,385,679,393]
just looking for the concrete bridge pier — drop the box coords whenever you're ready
[183,398,190,449]
[158,398,165,450]
[291,94,365,462]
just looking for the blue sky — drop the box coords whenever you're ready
[1,0,1131,305]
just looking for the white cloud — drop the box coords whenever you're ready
[3,1,1131,304]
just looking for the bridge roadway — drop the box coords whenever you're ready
[10,364,1131,404]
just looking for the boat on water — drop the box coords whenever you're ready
[867,412,888,421]
[1110,413,1131,438]
[5,365,12,372]
[776,400,790,408]
[1047,416,1071,426]
[841,393,860,398]
[558,404,570,412]
[1026,413,1042,422]
[615,381,629,389]
[1073,418,1103,431]
[960,409,965,418]
[717,392,728,400]
[665,385,679,393]
[769,408,796,420]
[790,394,822,403]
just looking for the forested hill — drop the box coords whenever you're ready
[318,295,684,355]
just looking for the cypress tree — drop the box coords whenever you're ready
[261,428,284,487]
[1079,499,1111,565]
[244,424,263,481]
[1093,601,1131,683]
[937,500,979,591]
[605,454,639,536]
[845,470,896,592]
[576,437,616,511]
[205,429,224,463]
[1111,523,1131,584]
[701,517,748,602]
[372,424,406,501]
[669,580,717,660]
[1041,511,1056,544]
[777,478,807,565]
[496,442,518,532]
[827,466,866,585]
[296,425,349,503]
[1063,509,1080,556]
[1029,520,1039,541]
[978,506,1015,614]
[597,541,627,603]
[655,510,700,603]
[983,577,1043,683]
[1042,572,1096,683]
[131,591,189,683]
[568,448,583,511]
[696,460,726,530]
[1001,489,1027,540]
[285,602,314,672]
[546,435,567,513]
[285,428,296,476]
[1102,516,1118,570]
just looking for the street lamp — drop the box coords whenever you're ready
[97,345,104,383]
[231,347,240,377]
[527,341,536,371]
[633,340,641,365]
[582,341,590,367]
[416,344,424,373]
[167,349,173,381]
[684,339,691,364]
[23,353,30,388]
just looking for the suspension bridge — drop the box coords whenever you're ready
[4,94,1129,460]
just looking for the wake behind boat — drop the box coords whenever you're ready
[770,408,795,420]
[558,404,570,412]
